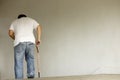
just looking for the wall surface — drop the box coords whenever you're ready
[0,0,120,79]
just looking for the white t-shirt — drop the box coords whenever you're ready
[9,17,39,46]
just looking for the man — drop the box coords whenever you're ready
[8,14,42,79]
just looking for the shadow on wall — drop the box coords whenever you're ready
[0,36,14,79]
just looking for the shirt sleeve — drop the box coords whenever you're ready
[33,20,39,29]
[9,24,14,31]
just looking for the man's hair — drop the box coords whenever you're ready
[18,14,27,19]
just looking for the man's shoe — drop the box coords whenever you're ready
[28,76,34,79]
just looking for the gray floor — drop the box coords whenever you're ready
[19,74,120,80]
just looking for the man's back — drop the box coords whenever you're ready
[10,17,39,46]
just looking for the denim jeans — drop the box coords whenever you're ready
[14,42,35,79]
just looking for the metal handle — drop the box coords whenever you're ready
[36,45,39,53]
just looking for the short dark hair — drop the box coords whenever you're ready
[18,14,27,19]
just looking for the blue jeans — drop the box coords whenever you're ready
[14,42,35,79]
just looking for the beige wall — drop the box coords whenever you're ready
[0,0,120,79]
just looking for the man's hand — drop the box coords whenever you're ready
[8,30,15,40]
[36,40,40,45]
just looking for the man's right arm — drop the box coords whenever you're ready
[8,30,15,40]
[36,25,42,45]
